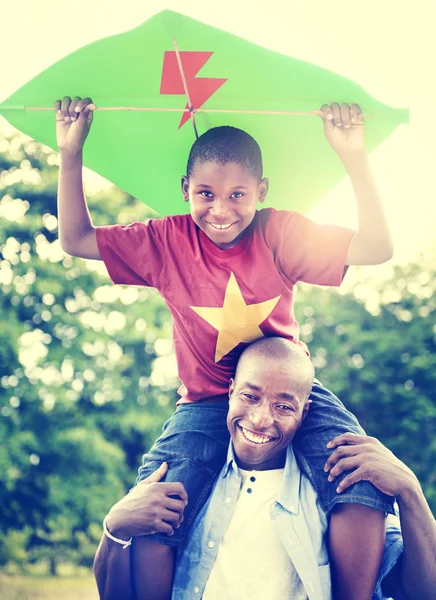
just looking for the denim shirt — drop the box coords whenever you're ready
[172,444,403,600]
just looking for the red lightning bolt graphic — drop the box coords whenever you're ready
[160,51,227,128]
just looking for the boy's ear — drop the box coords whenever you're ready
[258,178,269,204]
[181,176,189,202]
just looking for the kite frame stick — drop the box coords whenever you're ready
[10,106,371,118]
[172,38,199,139]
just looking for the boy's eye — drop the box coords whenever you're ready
[200,190,213,198]
[230,192,244,199]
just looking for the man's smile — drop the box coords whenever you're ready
[238,424,277,445]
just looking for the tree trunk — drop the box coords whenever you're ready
[49,555,57,576]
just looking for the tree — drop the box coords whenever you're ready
[0,130,175,572]
[1,128,434,575]
[295,256,436,513]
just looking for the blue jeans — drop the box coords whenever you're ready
[135,381,394,546]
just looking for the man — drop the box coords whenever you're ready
[94,338,436,599]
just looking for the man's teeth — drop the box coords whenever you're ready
[240,426,274,444]
[210,223,233,230]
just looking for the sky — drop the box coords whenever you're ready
[1,0,435,271]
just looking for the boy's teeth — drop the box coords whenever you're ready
[241,426,273,444]
[211,223,232,230]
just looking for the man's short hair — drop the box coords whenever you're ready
[235,337,315,398]
[186,126,263,181]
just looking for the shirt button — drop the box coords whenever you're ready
[208,541,215,549]
[250,476,256,482]
[247,488,252,494]
[194,587,200,594]
[226,497,232,503]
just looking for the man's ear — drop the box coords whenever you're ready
[181,176,189,202]
[229,378,235,399]
[258,177,269,204]
[302,399,312,421]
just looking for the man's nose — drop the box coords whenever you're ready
[249,406,274,429]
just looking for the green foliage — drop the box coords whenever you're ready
[295,260,436,511]
[0,129,434,576]
[0,131,175,572]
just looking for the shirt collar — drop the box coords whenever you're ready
[277,446,301,515]
[222,443,301,515]
[222,442,239,478]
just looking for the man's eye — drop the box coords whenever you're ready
[243,393,257,401]
[278,404,294,412]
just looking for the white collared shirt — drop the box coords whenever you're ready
[172,443,403,600]
[203,467,307,600]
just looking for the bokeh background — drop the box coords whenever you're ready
[1,1,435,598]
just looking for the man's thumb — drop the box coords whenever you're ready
[145,462,168,484]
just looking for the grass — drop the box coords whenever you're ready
[0,574,99,600]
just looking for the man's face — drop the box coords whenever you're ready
[182,161,268,250]
[227,356,310,471]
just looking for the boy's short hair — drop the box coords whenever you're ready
[186,126,263,181]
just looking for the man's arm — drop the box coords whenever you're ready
[94,534,177,600]
[55,96,101,259]
[316,103,394,266]
[93,463,187,600]
[329,503,386,600]
[325,432,436,600]
[383,486,436,600]
[94,534,135,600]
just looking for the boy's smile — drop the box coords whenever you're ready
[182,161,269,250]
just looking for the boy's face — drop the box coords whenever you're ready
[182,161,269,249]
[227,355,310,471]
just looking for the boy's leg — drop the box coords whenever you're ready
[293,380,394,514]
[130,400,230,599]
[293,381,394,600]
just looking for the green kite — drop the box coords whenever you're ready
[0,10,408,216]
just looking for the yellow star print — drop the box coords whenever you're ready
[190,272,281,363]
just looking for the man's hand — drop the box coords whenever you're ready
[315,103,365,162]
[327,433,436,600]
[54,96,96,156]
[106,462,188,539]
[324,432,420,500]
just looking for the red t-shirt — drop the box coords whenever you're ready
[96,208,354,404]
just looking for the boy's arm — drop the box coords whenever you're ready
[55,96,101,260]
[316,103,394,266]
[325,433,436,599]
[342,153,393,266]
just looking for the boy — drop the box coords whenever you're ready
[55,95,393,599]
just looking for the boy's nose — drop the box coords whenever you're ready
[210,199,232,218]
